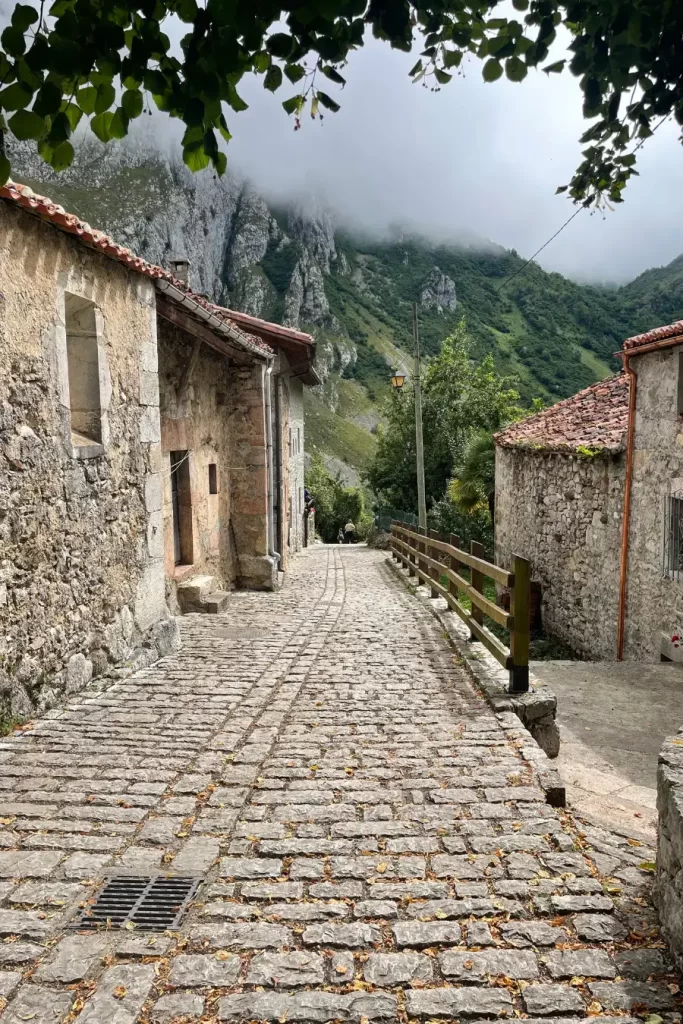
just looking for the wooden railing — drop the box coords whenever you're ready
[390,521,530,693]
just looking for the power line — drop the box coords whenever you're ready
[495,113,671,294]
[495,207,583,293]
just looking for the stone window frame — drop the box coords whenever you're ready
[54,278,111,461]
[677,349,683,418]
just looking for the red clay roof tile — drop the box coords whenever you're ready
[623,319,683,351]
[494,373,629,454]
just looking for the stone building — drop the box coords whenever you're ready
[219,308,319,568]
[495,320,683,662]
[0,181,315,719]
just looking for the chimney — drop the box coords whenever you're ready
[170,258,190,286]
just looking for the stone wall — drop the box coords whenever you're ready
[624,346,683,660]
[226,363,277,590]
[287,373,306,555]
[158,318,238,608]
[0,202,175,721]
[158,318,276,597]
[655,733,683,965]
[495,445,624,660]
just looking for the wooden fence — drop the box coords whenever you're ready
[390,521,530,693]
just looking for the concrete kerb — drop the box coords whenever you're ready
[385,556,566,808]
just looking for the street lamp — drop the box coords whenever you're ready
[390,373,406,391]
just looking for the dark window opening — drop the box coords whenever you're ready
[171,450,193,566]
[664,493,683,581]
[208,463,218,494]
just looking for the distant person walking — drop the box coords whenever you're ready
[344,520,356,544]
[337,528,345,545]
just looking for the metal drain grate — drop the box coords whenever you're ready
[75,876,200,931]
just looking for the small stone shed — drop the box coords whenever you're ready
[495,320,683,661]
[0,180,316,719]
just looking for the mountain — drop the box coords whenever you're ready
[7,137,676,486]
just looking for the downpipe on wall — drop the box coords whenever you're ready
[264,361,281,567]
[617,353,637,661]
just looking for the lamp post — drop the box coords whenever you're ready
[390,304,427,530]
[412,303,427,530]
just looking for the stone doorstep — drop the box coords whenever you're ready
[205,592,231,614]
[384,556,565,809]
[177,576,230,614]
[177,575,218,612]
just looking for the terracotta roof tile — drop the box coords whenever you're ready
[213,306,314,346]
[0,179,274,359]
[623,319,683,351]
[494,373,629,454]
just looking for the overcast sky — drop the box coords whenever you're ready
[223,37,682,285]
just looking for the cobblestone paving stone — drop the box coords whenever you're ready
[0,546,680,1023]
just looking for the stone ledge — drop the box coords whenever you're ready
[385,556,565,808]
[655,734,683,967]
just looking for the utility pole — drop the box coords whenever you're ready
[413,302,427,529]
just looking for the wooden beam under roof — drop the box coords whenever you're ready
[156,294,256,367]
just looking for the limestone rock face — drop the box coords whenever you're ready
[420,266,457,313]
[284,251,332,329]
[287,202,338,275]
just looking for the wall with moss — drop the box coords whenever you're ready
[495,445,625,659]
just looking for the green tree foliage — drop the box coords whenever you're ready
[429,496,494,555]
[0,0,680,198]
[305,455,371,543]
[366,321,523,513]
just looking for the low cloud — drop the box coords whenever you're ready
[225,37,683,284]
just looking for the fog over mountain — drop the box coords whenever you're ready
[225,38,683,286]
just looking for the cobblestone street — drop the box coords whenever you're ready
[0,545,677,1023]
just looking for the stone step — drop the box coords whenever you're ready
[177,575,217,613]
[204,591,230,614]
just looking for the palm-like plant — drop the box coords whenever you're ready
[448,430,496,520]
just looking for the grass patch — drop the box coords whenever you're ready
[304,391,377,472]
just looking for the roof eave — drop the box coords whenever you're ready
[496,440,624,457]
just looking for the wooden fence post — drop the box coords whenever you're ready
[390,521,398,561]
[449,534,460,605]
[417,526,427,581]
[509,554,530,693]
[428,529,440,598]
[469,540,485,640]
[406,522,417,577]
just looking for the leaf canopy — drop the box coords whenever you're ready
[0,0,680,202]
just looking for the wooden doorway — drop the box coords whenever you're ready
[170,450,193,566]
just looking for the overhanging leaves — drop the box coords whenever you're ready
[0,0,680,203]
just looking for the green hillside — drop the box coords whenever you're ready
[322,233,644,404]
